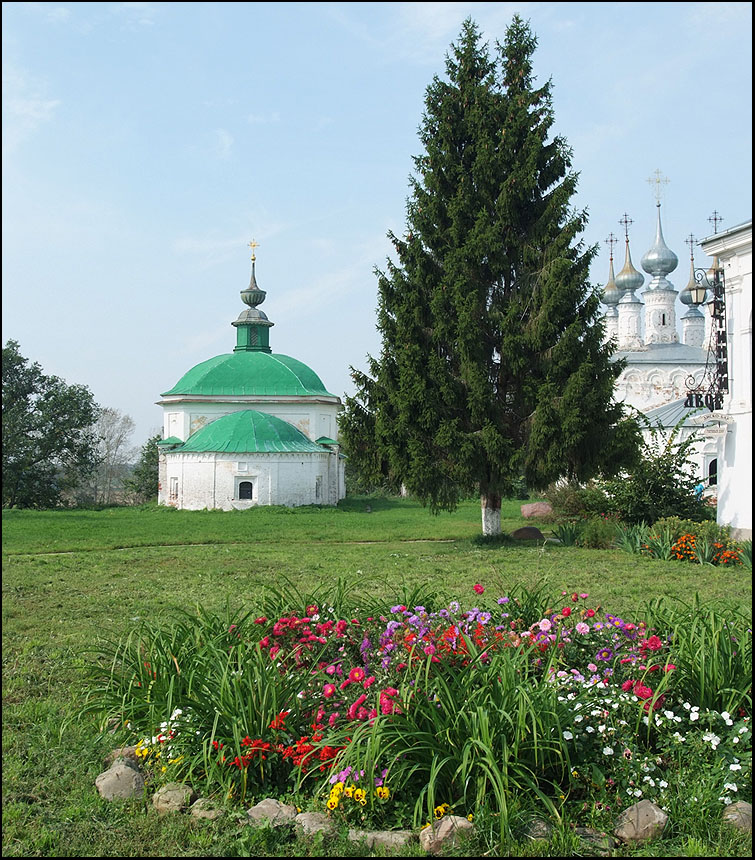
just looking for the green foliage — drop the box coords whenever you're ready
[643,595,752,715]
[741,540,752,569]
[545,481,613,518]
[339,17,639,529]
[575,514,618,549]
[2,340,101,508]
[552,520,582,547]
[124,433,161,503]
[653,516,732,546]
[601,414,713,526]
[615,522,652,555]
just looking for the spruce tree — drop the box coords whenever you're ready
[340,17,639,534]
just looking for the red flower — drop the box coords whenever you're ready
[562,607,572,617]
[473,584,484,595]
[585,609,595,618]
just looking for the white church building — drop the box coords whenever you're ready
[156,248,345,510]
[601,203,752,538]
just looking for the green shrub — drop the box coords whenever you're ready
[552,520,582,547]
[615,522,651,555]
[545,481,612,518]
[653,516,732,545]
[600,415,713,525]
[575,514,618,549]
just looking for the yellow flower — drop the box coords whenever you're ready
[434,805,445,819]
[344,784,355,798]
[354,788,366,803]
[467,813,474,822]
[333,781,344,794]
[422,821,431,830]
[161,765,167,772]
[327,797,338,810]
[376,786,390,800]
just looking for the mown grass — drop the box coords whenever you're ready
[2,498,752,857]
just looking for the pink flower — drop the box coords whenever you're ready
[424,644,436,656]
[538,619,552,632]
[328,712,340,727]
[254,616,268,624]
[621,679,635,692]
[575,622,589,635]
[473,584,484,595]
[587,663,598,673]
[633,682,654,700]
[349,667,366,683]
[323,683,336,698]
[664,664,676,672]
[579,593,589,599]
[562,607,572,617]
[363,675,376,689]
[325,664,337,675]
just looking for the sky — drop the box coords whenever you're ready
[3,1,752,449]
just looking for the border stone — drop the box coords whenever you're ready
[613,799,668,844]
[348,829,415,850]
[246,798,298,826]
[152,782,197,814]
[511,526,546,541]
[419,815,474,854]
[294,811,334,835]
[190,797,224,820]
[722,801,752,834]
[95,762,145,801]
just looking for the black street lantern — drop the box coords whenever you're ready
[684,259,728,412]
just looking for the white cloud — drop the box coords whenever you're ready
[1,62,61,157]
[214,128,234,160]
[247,111,281,124]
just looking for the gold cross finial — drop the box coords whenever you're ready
[619,213,633,241]
[647,169,670,204]
[248,238,260,261]
[604,232,618,261]
[685,233,696,260]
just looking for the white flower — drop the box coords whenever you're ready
[721,711,731,721]
[659,780,668,788]
[723,783,738,793]
[603,746,614,756]
[673,732,686,742]
[674,715,682,723]
[633,788,643,797]
[574,715,584,723]
[690,711,699,721]
[729,763,742,771]
[733,737,739,744]
[664,710,675,720]
[691,705,700,712]
[738,726,749,734]
[598,724,606,733]
[683,702,691,709]
[563,730,574,740]
[585,726,595,733]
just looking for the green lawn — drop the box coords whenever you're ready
[2,499,751,857]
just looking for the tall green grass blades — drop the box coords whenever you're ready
[615,522,651,555]
[644,595,753,714]
[553,521,582,547]
[643,525,675,561]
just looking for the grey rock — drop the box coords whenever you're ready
[722,801,752,834]
[190,797,224,821]
[613,799,668,844]
[294,811,335,835]
[246,797,298,826]
[419,815,474,854]
[95,762,145,801]
[521,502,553,519]
[152,782,197,814]
[525,818,554,841]
[103,745,141,770]
[511,526,546,541]
[575,826,615,856]
[348,829,414,850]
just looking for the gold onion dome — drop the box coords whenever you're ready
[615,240,644,295]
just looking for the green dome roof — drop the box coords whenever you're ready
[175,410,327,454]
[161,352,335,397]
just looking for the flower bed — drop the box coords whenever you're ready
[85,583,752,834]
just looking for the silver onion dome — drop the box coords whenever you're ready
[615,239,645,295]
[641,203,678,281]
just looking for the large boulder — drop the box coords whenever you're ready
[511,526,546,541]
[614,799,668,844]
[95,762,145,801]
[521,502,553,519]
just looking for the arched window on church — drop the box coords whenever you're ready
[238,481,254,500]
[708,459,718,487]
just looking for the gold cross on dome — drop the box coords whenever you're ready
[619,213,633,241]
[604,232,618,260]
[685,233,696,260]
[248,238,260,260]
[647,169,670,203]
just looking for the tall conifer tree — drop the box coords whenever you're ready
[340,17,639,534]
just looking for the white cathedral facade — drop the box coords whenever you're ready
[601,204,752,538]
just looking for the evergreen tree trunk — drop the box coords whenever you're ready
[481,492,502,536]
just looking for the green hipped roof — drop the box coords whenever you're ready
[174,410,326,454]
[161,352,335,398]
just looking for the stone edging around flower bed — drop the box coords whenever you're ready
[96,746,752,853]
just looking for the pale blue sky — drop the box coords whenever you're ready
[3,2,752,446]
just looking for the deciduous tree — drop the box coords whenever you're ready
[2,340,100,508]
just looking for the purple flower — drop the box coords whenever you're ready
[596,647,614,662]
[497,597,510,604]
